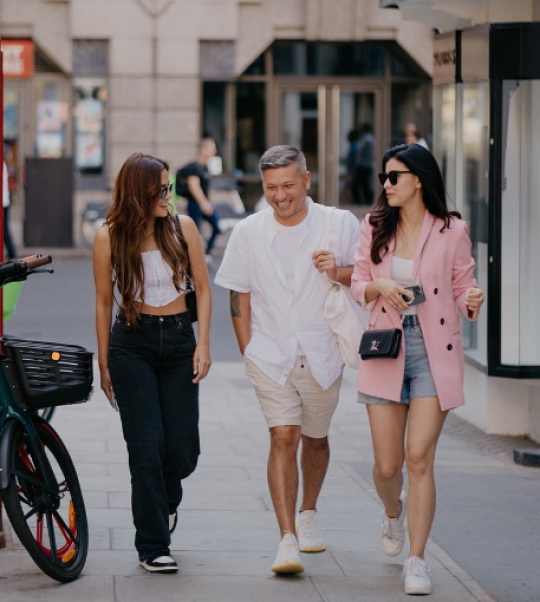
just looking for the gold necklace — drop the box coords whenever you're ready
[142,232,155,241]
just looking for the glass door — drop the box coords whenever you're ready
[336,89,381,207]
[274,83,383,207]
[277,87,322,202]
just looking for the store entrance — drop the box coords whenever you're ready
[273,82,384,207]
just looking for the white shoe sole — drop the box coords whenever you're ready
[271,559,305,574]
[404,583,432,595]
[298,542,326,553]
[295,518,326,553]
[139,561,178,573]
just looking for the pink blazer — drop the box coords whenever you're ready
[351,210,478,411]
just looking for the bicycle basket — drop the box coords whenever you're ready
[2,337,93,409]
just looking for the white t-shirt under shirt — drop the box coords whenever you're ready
[273,218,307,291]
[273,217,308,354]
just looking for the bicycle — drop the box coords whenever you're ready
[0,255,93,582]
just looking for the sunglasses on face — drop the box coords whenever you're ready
[378,170,412,186]
[160,183,173,200]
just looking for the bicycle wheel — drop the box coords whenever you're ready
[1,420,88,582]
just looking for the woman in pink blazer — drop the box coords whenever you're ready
[351,144,484,596]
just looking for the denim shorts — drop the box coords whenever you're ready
[357,315,437,406]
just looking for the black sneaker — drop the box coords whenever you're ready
[169,511,178,534]
[140,554,178,573]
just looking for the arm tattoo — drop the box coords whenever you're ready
[230,290,242,318]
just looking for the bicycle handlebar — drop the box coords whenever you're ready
[25,255,52,270]
[0,255,53,287]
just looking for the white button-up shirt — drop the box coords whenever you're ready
[215,198,360,390]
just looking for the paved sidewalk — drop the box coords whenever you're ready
[0,362,497,602]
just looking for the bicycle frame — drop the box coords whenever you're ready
[0,357,59,494]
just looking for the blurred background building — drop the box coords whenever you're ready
[0,0,433,247]
[1,0,540,443]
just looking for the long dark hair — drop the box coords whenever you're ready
[369,144,460,264]
[106,152,188,323]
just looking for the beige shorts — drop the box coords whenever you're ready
[244,356,343,438]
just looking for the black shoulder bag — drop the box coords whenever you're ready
[359,217,436,360]
[174,215,198,323]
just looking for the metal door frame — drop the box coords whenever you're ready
[272,79,385,206]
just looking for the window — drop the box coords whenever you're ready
[461,83,489,366]
[273,42,385,77]
[236,83,266,175]
[73,78,107,175]
[500,80,540,367]
[391,82,425,147]
[433,85,457,206]
[34,78,70,158]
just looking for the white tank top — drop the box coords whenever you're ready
[391,256,417,316]
[134,250,185,307]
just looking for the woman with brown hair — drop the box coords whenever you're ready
[93,152,212,573]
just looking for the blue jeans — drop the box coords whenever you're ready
[109,311,200,561]
[187,198,221,255]
[358,315,437,405]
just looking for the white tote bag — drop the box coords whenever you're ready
[320,208,367,369]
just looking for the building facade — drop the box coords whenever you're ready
[1,0,433,245]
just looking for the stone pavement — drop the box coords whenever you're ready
[0,362,497,602]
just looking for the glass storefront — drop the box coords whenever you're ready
[500,80,540,367]
[461,83,489,367]
[202,41,430,209]
[433,82,489,367]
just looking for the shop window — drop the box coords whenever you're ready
[34,78,70,158]
[433,85,457,206]
[461,83,489,367]
[500,80,540,367]
[273,42,385,77]
[73,78,107,175]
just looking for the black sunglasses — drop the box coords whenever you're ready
[160,182,173,200]
[378,170,412,186]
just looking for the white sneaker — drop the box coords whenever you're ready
[271,533,305,574]
[296,510,326,552]
[403,556,431,595]
[139,554,178,573]
[381,491,406,556]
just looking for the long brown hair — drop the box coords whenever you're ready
[106,152,188,322]
[369,144,460,264]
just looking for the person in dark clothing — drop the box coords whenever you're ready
[182,138,221,260]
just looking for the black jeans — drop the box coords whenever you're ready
[109,311,200,561]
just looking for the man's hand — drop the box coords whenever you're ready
[312,250,337,281]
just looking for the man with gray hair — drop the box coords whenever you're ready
[215,145,359,574]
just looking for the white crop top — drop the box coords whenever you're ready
[134,250,186,307]
[391,256,416,316]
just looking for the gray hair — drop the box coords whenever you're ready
[259,145,307,176]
